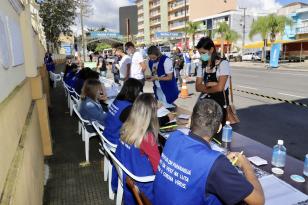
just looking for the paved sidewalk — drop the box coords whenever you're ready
[43,64,113,205]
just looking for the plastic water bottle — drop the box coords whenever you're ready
[271,140,287,168]
[304,154,308,177]
[222,121,232,150]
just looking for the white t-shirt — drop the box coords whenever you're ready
[119,55,131,79]
[192,52,200,64]
[196,60,231,90]
[130,51,145,80]
[153,57,173,88]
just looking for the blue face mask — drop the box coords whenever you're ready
[201,53,210,62]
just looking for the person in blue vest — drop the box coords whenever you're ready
[154,99,265,205]
[103,78,143,145]
[147,46,179,109]
[78,79,107,132]
[115,93,161,204]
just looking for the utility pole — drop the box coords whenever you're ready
[240,7,247,50]
[184,0,187,51]
[80,0,86,62]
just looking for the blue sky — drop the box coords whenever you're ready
[278,0,308,5]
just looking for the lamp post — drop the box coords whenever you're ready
[184,0,187,51]
[240,7,247,50]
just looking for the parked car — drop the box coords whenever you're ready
[227,51,242,62]
[242,52,261,61]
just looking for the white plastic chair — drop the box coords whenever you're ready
[72,104,97,162]
[102,143,155,205]
[49,71,62,88]
[92,121,117,200]
[63,82,74,109]
[71,95,82,135]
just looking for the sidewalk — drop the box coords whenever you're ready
[231,61,308,72]
[43,64,113,205]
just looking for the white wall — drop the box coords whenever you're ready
[0,1,26,102]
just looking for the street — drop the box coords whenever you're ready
[174,64,308,160]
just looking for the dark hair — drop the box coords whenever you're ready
[124,41,135,49]
[191,99,223,138]
[147,45,161,57]
[81,79,101,101]
[196,37,220,69]
[116,78,143,102]
[112,43,124,49]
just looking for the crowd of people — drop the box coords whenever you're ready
[59,37,264,205]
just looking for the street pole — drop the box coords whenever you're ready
[80,0,86,62]
[184,0,187,51]
[240,7,247,50]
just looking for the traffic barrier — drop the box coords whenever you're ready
[234,89,308,108]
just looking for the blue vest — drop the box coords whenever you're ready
[103,100,132,145]
[154,131,223,205]
[149,55,179,104]
[115,140,155,205]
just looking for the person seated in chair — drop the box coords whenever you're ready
[154,99,264,205]
[103,78,143,145]
[114,93,161,204]
[78,79,107,131]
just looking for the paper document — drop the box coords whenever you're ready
[157,106,170,118]
[178,114,190,120]
[248,156,268,166]
[259,175,308,205]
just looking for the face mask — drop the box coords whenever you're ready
[201,53,210,62]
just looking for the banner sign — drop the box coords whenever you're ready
[270,43,281,68]
[155,32,183,38]
[90,32,121,38]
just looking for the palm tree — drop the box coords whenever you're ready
[249,16,270,62]
[184,21,206,48]
[267,14,293,42]
[225,30,241,57]
[215,21,230,57]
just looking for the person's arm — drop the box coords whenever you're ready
[229,153,265,205]
[201,75,228,93]
[139,61,147,72]
[140,132,161,173]
[85,101,107,125]
[151,73,173,81]
[125,63,131,80]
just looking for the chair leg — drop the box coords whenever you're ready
[69,100,73,116]
[78,122,82,135]
[104,155,108,181]
[54,81,57,88]
[116,179,123,205]
[82,127,85,141]
[85,133,90,162]
[108,163,115,200]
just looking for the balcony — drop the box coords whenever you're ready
[169,1,189,12]
[138,9,144,15]
[150,12,161,19]
[150,2,160,10]
[169,13,189,22]
[296,26,308,34]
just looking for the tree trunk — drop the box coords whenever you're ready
[192,34,195,48]
[221,37,224,57]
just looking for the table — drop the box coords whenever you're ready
[159,107,308,195]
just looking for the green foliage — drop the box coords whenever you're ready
[215,22,239,55]
[95,43,111,53]
[39,0,76,49]
[185,21,208,47]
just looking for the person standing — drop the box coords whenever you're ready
[124,42,147,87]
[111,55,120,85]
[195,37,231,136]
[183,50,192,77]
[97,53,107,77]
[154,99,264,205]
[147,45,179,109]
[191,49,201,76]
[113,44,131,82]
[172,47,184,85]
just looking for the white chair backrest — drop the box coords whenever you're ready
[49,71,61,81]
[73,90,80,100]
[102,143,155,183]
[92,121,117,151]
[72,104,90,125]
[71,95,80,106]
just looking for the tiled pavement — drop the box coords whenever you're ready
[43,64,114,205]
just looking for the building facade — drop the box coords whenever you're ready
[0,0,53,204]
[119,5,138,40]
[279,2,308,40]
[136,0,189,45]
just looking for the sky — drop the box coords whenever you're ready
[72,0,308,34]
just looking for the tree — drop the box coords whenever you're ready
[95,42,111,53]
[184,21,206,48]
[39,0,76,52]
[225,30,241,56]
[267,14,293,42]
[215,22,230,57]
[86,26,107,51]
[249,14,292,62]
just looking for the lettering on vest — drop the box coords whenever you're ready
[158,153,191,190]
[109,103,120,116]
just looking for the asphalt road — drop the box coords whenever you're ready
[174,66,308,161]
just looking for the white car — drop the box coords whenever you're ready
[242,52,261,61]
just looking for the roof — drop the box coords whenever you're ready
[282,2,308,8]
